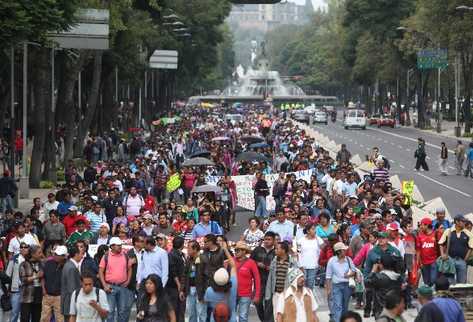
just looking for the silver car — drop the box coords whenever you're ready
[292,110,308,122]
[314,111,328,124]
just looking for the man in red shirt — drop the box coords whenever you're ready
[416,217,438,286]
[234,241,261,322]
[63,206,89,236]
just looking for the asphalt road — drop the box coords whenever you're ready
[311,120,473,216]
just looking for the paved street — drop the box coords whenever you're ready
[312,119,473,216]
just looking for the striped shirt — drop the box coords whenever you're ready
[371,167,389,183]
[275,259,289,293]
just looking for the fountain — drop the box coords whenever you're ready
[222,41,306,99]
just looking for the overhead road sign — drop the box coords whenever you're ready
[49,9,110,50]
[149,50,178,70]
[417,49,448,70]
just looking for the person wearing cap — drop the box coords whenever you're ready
[432,208,452,230]
[416,217,438,286]
[40,245,68,322]
[233,241,261,322]
[99,236,133,322]
[325,242,356,322]
[387,222,406,257]
[363,231,401,318]
[63,206,89,237]
[204,242,238,322]
[275,268,320,322]
[92,222,112,246]
[414,285,445,322]
[439,214,473,284]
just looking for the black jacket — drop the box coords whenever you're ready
[167,249,186,289]
[250,246,275,288]
[365,270,402,317]
[197,247,226,300]
[0,176,17,198]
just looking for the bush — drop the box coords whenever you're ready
[40,181,54,189]
[56,169,65,182]
[462,132,473,138]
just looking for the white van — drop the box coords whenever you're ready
[344,109,367,130]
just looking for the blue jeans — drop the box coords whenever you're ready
[0,195,13,213]
[186,287,207,322]
[454,258,467,284]
[237,297,252,322]
[421,263,437,286]
[9,291,21,322]
[304,268,317,291]
[331,282,352,322]
[255,196,268,218]
[106,285,134,322]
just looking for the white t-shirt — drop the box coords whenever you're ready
[8,233,39,255]
[69,287,109,322]
[276,287,318,322]
[298,236,321,269]
[124,195,144,217]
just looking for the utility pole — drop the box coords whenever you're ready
[436,67,442,133]
[454,55,461,137]
[10,47,15,194]
[19,43,29,198]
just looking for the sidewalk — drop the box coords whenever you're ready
[401,119,472,141]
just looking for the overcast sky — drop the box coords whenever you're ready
[290,0,326,10]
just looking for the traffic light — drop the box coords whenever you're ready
[229,0,282,3]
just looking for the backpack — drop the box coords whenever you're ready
[74,287,100,304]
[392,254,405,274]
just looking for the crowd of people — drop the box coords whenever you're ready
[0,104,470,322]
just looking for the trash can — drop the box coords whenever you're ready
[455,126,461,137]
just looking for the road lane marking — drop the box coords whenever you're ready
[426,156,431,160]
[415,172,471,197]
[398,145,403,149]
[400,164,405,169]
[371,127,455,153]
[360,144,364,148]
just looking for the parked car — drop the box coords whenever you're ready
[378,114,395,128]
[314,111,328,124]
[369,114,380,125]
[344,109,367,130]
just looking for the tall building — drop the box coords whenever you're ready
[227,1,314,32]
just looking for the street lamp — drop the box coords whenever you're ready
[456,5,473,10]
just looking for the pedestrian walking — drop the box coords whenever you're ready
[454,140,466,175]
[234,241,261,322]
[265,241,298,321]
[439,142,448,175]
[40,245,68,322]
[414,138,429,171]
[6,242,30,322]
[251,231,276,322]
[298,223,322,291]
[137,237,169,298]
[0,170,17,214]
[439,214,473,284]
[465,142,473,178]
[415,218,438,287]
[275,268,320,322]
[98,237,133,322]
[60,245,82,319]
[375,290,406,322]
[254,172,270,218]
[70,271,110,322]
[166,236,187,322]
[184,240,207,322]
[414,286,445,322]
[137,274,176,322]
[19,245,44,322]
[325,242,355,322]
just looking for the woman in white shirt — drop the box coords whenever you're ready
[241,217,264,250]
[298,223,322,291]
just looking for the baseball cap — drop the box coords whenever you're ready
[333,242,348,252]
[109,237,123,246]
[454,214,466,222]
[214,268,230,286]
[417,285,433,297]
[387,223,399,231]
[420,217,433,226]
[53,245,68,256]
[68,205,78,211]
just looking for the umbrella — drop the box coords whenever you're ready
[211,136,231,142]
[182,157,215,167]
[249,142,270,149]
[190,150,211,158]
[192,184,222,195]
[235,151,270,163]
[240,135,265,144]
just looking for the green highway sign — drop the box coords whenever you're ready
[417,49,448,70]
